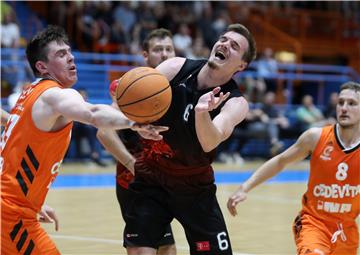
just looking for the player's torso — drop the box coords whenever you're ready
[303,125,360,223]
[142,59,240,173]
[1,79,73,217]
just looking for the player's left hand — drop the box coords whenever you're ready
[39,204,59,231]
[195,87,230,113]
[132,124,169,141]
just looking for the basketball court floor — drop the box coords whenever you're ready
[42,160,359,255]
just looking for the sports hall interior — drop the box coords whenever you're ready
[1,1,359,254]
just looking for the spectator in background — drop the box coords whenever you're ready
[173,23,192,57]
[76,2,99,52]
[296,94,329,131]
[197,3,217,49]
[187,36,210,59]
[324,92,338,124]
[218,92,287,163]
[71,89,107,167]
[113,2,136,35]
[260,91,289,155]
[1,9,20,49]
[257,47,278,91]
[212,9,231,38]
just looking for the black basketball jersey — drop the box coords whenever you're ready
[141,59,241,175]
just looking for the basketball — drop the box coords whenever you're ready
[115,67,172,124]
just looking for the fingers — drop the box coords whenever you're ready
[39,211,53,223]
[227,199,237,216]
[39,205,59,231]
[46,208,59,231]
[53,214,59,231]
[212,87,221,95]
[152,125,169,132]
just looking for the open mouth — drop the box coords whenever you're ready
[69,65,76,71]
[215,51,226,60]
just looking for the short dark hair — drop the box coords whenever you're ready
[142,28,173,52]
[340,81,360,93]
[226,23,257,66]
[26,25,70,76]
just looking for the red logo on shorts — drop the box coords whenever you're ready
[196,241,210,251]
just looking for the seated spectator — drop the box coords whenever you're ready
[296,94,329,131]
[217,95,287,162]
[260,91,289,154]
[1,9,20,49]
[71,89,107,167]
[257,47,278,92]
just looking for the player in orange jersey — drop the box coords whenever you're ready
[227,81,360,255]
[97,28,177,255]
[1,25,167,255]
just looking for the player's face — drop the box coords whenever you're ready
[40,41,77,87]
[208,31,248,74]
[336,89,360,128]
[143,37,175,68]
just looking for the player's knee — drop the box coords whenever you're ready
[157,244,176,255]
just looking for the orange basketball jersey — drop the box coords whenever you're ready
[1,78,73,218]
[302,125,360,224]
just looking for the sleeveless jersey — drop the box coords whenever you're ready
[141,59,241,175]
[302,125,360,224]
[1,78,73,218]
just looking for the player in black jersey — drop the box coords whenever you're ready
[125,23,257,255]
[96,29,177,255]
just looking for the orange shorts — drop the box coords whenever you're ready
[292,212,359,255]
[1,211,60,255]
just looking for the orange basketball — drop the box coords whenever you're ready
[115,67,172,124]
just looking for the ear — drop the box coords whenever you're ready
[35,61,48,75]
[238,61,247,72]
[142,51,149,61]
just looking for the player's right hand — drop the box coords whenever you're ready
[39,204,59,231]
[227,184,248,216]
[132,124,169,141]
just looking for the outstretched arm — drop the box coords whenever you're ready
[35,87,168,137]
[227,127,322,216]
[42,87,134,129]
[96,102,136,174]
[195,87,249,152]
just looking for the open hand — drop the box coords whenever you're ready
[227,184,248,216]
[195,87,230,113]
[39,204,59,231]
[132,124,169,140]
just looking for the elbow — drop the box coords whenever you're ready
[202,144,215,153]
[201,136,222,153]
[96,129,106,141]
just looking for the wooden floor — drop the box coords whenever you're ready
[40,160,357,255]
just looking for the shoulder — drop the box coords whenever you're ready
[298,127,322,151]
[39,87,81,104]
[156,57,186,81]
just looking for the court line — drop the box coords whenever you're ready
[52,170,308,189]
[51,234,253,255]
